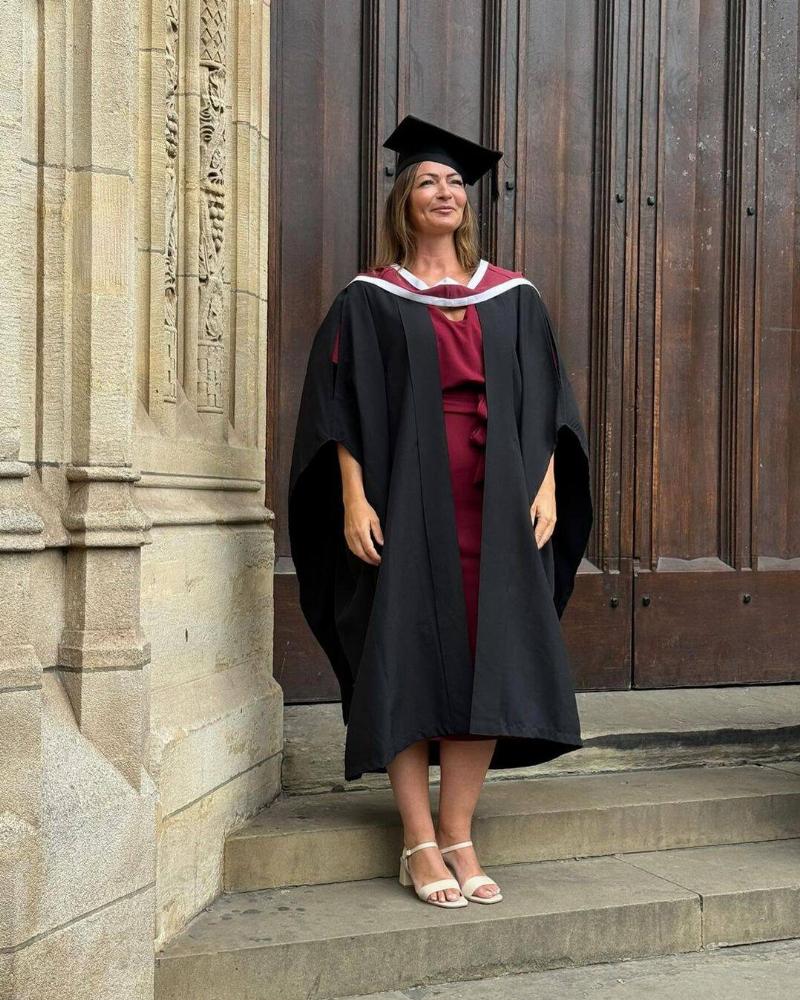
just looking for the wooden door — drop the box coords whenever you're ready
[269,1,800,704]
[632,0,800,685]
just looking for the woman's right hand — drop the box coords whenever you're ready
[344,497,384,565]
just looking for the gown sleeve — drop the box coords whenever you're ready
[517,286,593,619]
[287,283,385,723]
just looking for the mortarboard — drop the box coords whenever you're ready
[383,114,503,202]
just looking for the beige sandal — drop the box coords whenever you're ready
[439,839,503,903]
[399,841,468,907]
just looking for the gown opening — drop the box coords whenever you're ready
[427,303,493,748]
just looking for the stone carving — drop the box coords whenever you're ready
[198,0,228,413]
[165,0,179,403]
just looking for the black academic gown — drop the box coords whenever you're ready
[288,267,593,781]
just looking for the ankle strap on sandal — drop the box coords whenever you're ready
[439,840,473,853]
[403,840,438,856]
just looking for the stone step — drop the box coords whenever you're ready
[283,686,800,793]
[330,938,800,1000]
[224,762,800,891]
[155,838,800,1000]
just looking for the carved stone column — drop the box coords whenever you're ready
[165,0,180,404]
[198,0,228,413]
[59,466,152,789]
[57,0,152,793]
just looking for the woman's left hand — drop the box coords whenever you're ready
[530,453,556,549]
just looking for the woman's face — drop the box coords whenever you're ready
[406,160,467,236]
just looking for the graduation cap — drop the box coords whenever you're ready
[383,114,503,201]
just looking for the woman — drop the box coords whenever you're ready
[288,115,593,910]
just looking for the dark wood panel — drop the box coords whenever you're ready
[397,1,497,235]
[645,0,730,561]
[516,0,629,688]
[565,562,634,692]
[634,567,800,686]
[273,568,340,702]
[269,0,363,549]
[756,0,800,563]
[633,0,799,686]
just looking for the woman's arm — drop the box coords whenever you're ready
[530,451,556,549]
[336,441,366,506]
[337,442,383,565]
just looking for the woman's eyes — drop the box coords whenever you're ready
[421,178,463,186]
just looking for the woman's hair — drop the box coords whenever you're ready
[369,162,482,272]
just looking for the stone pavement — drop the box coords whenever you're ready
[340,938,800,1000]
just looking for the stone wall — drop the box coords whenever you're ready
[0,2,276,996]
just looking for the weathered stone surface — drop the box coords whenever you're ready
[0,683,41,829]
[620,838,800,947]
[156,853,700,1000]
[16,886,156,1000]
[0,813,41,950]
[330,939,800,1000]
[766,760,800,775]
[153,670,282,817]
[40,673,157,930]
[2,2,274,997]
[156,752,281,948]
[157,835,800,1000]
[224,763,800,891]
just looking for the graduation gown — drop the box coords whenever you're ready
[288,259,593,781]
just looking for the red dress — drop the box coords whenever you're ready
[427,302,487,667]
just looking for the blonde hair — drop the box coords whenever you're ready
[370,162,482,273]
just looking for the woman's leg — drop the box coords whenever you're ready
[435,737,500,898]
[386,738,463,902]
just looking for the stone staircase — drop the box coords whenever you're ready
[155,759,800,999]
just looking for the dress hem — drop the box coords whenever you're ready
[344,723,583,782]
